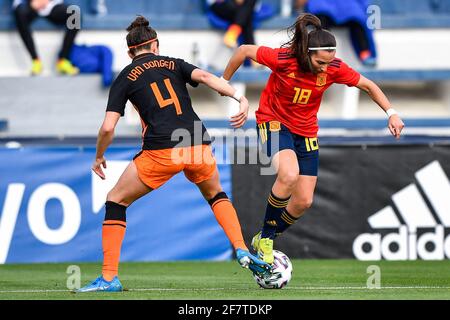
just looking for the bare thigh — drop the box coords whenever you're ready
[107,160,152,207]
[271,149,300,198]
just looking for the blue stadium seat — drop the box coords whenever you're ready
[101,0,146,14]
[259,0,280,13]
[0,119,7,132]
[0,0,11,15]
[206,2,275,31]
[431,0,450,13]
[369,0,450,28]
[1,0,450,29]
[372,0,450,14]
[102,0,202,15]
[371,0,411,14]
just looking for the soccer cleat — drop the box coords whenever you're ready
[223,33,238,49]
[251,231,261,251]
[31,59,43,76]
[359,50,377,67]
[259,238,274,264]
[236,248,272,277]
[56,58,79,76]
[223,24,241,49]
[76,275,123,293]
[252,232,274,265]
[361,56,377,67]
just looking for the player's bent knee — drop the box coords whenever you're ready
[277,171,299,189]
[297,198,314,210]
[106,190,117,202]
[302,199,314,209]
[290,198,314,215]
[106,191,131,207]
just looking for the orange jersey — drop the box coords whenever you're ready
[256,46,361,137]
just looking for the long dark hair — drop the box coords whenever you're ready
[283,13,336,72]
[126,15,158,56]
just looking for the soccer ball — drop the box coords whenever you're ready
[253,250,293,289]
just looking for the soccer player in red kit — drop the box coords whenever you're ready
[222,14,405,264]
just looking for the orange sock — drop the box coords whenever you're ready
[209,192,248,251]
[102,220,126,281]
[101,201,127,281]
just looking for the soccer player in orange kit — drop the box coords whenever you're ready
[77,16,270,292]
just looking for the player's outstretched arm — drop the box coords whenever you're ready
[222,45,259,81]
[191,68,239,97]
[93,111,121,179]
[191,69,249,128]
[356,75,405,139]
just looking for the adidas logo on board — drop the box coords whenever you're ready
[353,161,450,260]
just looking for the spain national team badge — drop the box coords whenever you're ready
[269,121,281,132]
[316,73,327,87]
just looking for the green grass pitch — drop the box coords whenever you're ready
[0,260,449,300]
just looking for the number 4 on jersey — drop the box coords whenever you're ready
[150,78,182,115]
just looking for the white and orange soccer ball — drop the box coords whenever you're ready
[253,250,293,289]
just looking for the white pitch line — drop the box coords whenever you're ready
[287,286,450,290]
[0,286,449,294]
[0,289,69,293]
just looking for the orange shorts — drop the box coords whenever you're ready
[133,144,217,190]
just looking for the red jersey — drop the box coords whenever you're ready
[255,46,361,137]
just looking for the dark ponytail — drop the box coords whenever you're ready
[283,13,336,72]
[126,15,158,55]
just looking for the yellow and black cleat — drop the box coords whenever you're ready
[251,232,274,265]
[31,59,43,76]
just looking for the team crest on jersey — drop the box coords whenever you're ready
[316,73,327,87]
[288,72,296,79]
[269,121,281,132]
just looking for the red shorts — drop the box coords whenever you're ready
[133,144,216,189]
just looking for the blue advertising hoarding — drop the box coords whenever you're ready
[0,145,233,263]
